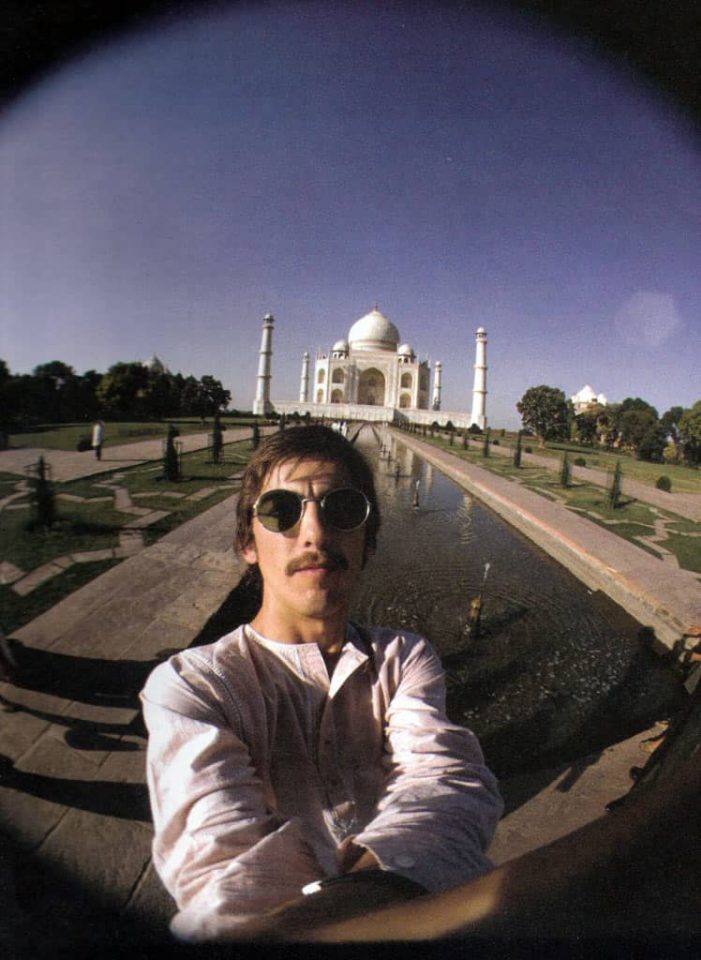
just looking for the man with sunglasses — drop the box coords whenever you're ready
[141,425,502,941]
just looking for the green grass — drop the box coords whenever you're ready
[0,503,123,570]
[420,430,701,495]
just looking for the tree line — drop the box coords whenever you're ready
[0,358,232,438]
[517,385,701,465]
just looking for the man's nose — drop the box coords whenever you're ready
[298,499,329,545]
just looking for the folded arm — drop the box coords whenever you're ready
[352,636,503,891]
[141,660,322,941]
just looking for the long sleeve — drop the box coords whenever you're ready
[141,658,323,941]
[352,635,503,891]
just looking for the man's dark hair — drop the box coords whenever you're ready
[235,425,380,559]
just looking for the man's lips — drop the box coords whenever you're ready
[286,552,349,576]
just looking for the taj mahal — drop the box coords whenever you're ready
[253,306,488,430]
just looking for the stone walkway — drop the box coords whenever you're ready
[0,426,699,956]
[0,427,254,483]
[464,435,701,522]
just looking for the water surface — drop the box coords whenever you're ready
[351,428,682,777]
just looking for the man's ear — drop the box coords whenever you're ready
[242,539,258,565]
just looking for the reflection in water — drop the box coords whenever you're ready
[352,428,683,778]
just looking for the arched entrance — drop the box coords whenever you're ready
[358,368,385,406]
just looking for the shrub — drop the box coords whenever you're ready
[76,436,91,452]
[655,475,672,492]
[609,461,622,509]
[574,457,586,467]
[524,445,533,454]
[560,451,571,488]
[513,431,523,468]
[492,438,500,446]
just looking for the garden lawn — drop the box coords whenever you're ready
[412,431,701,574]
[0,438,255,635]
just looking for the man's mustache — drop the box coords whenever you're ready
[286,551,349,576]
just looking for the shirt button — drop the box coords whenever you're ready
[394,855,415,868]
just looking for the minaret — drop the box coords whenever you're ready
[299,351,310,403]
[470,327,487,429]
[253,313,274,416]
[431,360,442,411]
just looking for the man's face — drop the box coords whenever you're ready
[242,458,368,634]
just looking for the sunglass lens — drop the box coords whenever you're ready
[324,489,369,530]
[256,491,302,532]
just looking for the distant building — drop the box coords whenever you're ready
[143,354,170,375]
[571,384,608,415]
[262,306,489,430]
[310,306,431,410]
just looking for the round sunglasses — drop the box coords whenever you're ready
[253,487,371,533]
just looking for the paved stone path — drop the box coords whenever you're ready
[0,427,256,483]
[0,425,699,955]
[464,435,701,521]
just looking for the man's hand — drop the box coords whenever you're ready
[337,837,380,873]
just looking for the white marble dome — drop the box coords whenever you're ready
[332,338,349,353]
[348,307,400,352]
[398,342,414,357]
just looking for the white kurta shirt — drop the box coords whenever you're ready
[141,624,503,941]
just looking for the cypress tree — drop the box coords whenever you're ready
[609,460,622,509]
[32,455,55,529]
[211,412,223,464]
[560,451,571,488]
[513,430,523,468]
[164,424,180,481]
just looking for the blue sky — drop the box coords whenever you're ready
[1,1,700,428]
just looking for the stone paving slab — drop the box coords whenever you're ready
[0,561,24,585]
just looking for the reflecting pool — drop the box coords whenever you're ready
[351,427,683,778]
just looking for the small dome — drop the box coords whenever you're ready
[332,338,349,353]
[572,384,597,404]
[348,307,400,352]
[144,354,168,374]
[398,342,414,357]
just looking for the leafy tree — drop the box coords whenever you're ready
[660,406,685,444]
[199,375,231,418]
[679,401,701,464]
[637,423,666,462]
[516,385,569,445]
[573,407,605,446]
[617,408,657,452]
[97,362,149,418]
[617,396,659,420]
